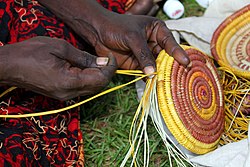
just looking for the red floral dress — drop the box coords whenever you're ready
[0,0,134,166]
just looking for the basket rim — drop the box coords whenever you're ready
[210,4,250,78]
[211,4,250,61]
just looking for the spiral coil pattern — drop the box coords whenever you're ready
[156,46,224,154]
[211,4,250,79]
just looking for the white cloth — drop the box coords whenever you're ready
[190,124,250,167]
[162,0,250,166]
[165,0,249,56]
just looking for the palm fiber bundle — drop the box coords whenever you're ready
[211,4,250,79]
[218,67,250,144]
[156,46,224,154]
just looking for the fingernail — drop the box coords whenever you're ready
[187,62,192,68]
[144,66,155,79]
[96,57,109,66]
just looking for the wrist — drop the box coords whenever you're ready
[37,0,114,46]
[0,46,9,84]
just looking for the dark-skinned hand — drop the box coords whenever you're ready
[125,0,159,16]
[92,14,191,75]
[38,0,190,76]
[0,36,117,100]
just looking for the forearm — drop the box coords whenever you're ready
[0,47,8,84]
[126,0,154,15]
[37,0,114,45]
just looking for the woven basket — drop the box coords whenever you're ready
[218,67,250,144]
[156,46,224,154]
[211,4,250,79]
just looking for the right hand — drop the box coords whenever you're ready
[0,36,117,100]
[89,15,190,74]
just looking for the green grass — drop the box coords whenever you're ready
[156,0,205,20]
[81,1,205,166]
[81,75,175,167]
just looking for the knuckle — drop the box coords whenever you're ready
[61,78,76,90]
[53,82,76,100]
[125,31,139,41]
[152,19,166,28]
[81,52,94,67]
[157,20,165,26]
[53,38,70,53]
[161,33,174,46]
[97,73,109,85]
[93,73,110,89]
[137,49,154,65]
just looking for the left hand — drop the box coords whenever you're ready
[91,14,190,74]
[0,37,117,100]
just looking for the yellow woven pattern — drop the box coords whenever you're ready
[188,71,217,120]
[156,46,224,154]
[212,5,250,79]
[218,67,250,144]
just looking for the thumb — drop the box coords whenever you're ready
[66,50,110,69]
[51,41,110,69]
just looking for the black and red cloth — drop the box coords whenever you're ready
[0,0,135,166]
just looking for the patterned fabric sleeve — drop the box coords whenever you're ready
[96,0,136,13]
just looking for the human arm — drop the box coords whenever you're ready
[125,0,159,16]
[0,37,117,100]
[37,0,190,75]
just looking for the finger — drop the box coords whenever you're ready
[67,51,109,69]
[128,34,156,75]
[148,42,162,58]
[113,53,139,70]
[98,54,118,81]
[76,54,117,93]
[51,40,109,69]
[169,45,190,67]
[156,22,190,67]
[94,42,139,69]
